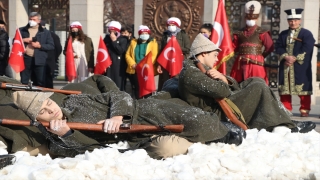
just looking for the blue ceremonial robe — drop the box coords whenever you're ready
[275,27,315,95]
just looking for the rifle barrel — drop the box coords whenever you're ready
[0,83,81,95]
[0,119,184,133]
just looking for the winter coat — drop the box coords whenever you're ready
[125,38,158,74]
[19,24,54,66]
[178,60,296,130]
[103,35,128,90]
[0,75,228,158]
[63,36,94,69]
[0,30,9,63]
[46,31,62,74]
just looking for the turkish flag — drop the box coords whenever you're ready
[136,51,156,97]
[157,36,183,77]
[8,28,25,73]
[94,36,112,75]
[65,37,77,82]
[210,0,234,75]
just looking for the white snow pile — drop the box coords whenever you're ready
[0,127,319,180]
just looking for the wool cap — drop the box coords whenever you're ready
[284,8,303,19]
[12,91,53,120]
[167,17,181,27]
[245,1,261,19]
[189,33,221,58]
[138,25,151,35]
[70,21,82,30]
[108,21,121,32]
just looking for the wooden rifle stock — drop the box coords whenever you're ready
[194,60,248,130]
[0,119,184,133]
[0,82,81,95]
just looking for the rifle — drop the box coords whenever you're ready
[0,81,81,95]
[193,60,248,130]
[0,119,184,133]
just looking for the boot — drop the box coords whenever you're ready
[291,120,316,133]
[0,155,15,169]
[221,121,247,139]
[209,131,243,146]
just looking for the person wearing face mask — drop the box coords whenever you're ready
[63,21,94,83]
[125,25,158,98]
[199,23,213,39]
[275,9,315,117]
[0,20,9,77]
[18,12,54,87]
[103,21,128,91]
[230,1,274,85]
[157,17,190,90]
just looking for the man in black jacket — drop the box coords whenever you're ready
[19,12,54,87]
[0,19,9,76]
[40,20,62,88]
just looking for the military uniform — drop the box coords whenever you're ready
[0,75,229,159]
[230,26,274,84]
[179,60,296,130]
[230,1,274,84]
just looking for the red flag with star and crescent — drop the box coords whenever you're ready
[157,36,183,77]
[94,36,112,75]
[136,51,156,98]
[65,37,77,82]
[210,0,234,74]
[8,28,25,73]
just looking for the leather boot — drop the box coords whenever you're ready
[0,155,15,169]
[291,120,316,133]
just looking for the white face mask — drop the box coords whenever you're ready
[29,20,38,27]
[246,20,256,27]
[168,26,177,32]
[140,34,150,41]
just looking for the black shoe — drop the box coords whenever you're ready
[221,121,247,139]
[210,131,243,146]
[291,120,316,133]
[0,155,15,169]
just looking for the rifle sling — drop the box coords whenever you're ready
[223,98,247,126]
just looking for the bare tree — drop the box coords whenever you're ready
[104,0,134,31]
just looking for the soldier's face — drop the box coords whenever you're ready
[37,98,63,121]
[287,19,301,29]
[204,51,219,67]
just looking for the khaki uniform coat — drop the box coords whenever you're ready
[178,60,296,130]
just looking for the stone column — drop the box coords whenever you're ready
[280,0,320,104]
[203,0,219,24]
[8,0,29,80]
[70,0,104,64]
[134,0,143,38]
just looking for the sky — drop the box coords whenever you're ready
[0,126,319,180]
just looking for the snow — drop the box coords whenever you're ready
[0,127,320,180]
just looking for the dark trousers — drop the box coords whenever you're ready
[127,73,139,99]
[45,65,54,88]
[0,61,7,76]
[20,55,46,87]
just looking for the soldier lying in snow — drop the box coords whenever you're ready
[0,75,244,160]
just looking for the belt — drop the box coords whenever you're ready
[240,56,264,66]
[238,46,262,55]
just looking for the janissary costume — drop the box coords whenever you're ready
[275,8,315,116]
[230,1,274,84]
